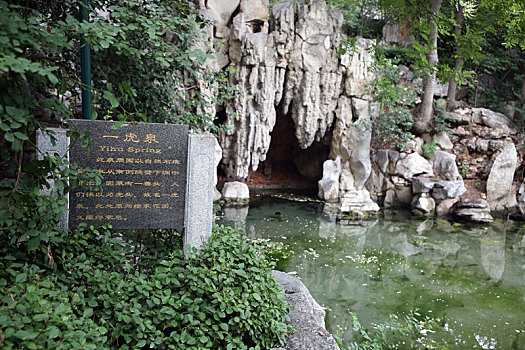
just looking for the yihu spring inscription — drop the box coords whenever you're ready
[69,120,189,230]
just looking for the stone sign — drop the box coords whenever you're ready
[69,120,189,230]
[37,120,216,255]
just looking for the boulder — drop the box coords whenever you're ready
[271,271,339,350]
[340,189,380,213]
[395,153,434,180]
[394,186,413,206]
[433,150,461,181]
[455,199,493,223]
[412,193,435,214]
[431,180,466,200]
[374,149,399,174]
[433,133,453,150]
[412,177,436,194]
[222,181,250,204]
[435,198,460,216]
[318,157,342,202]
[472,108,517,134]
[412,176,465,200]
[486,143,518,212]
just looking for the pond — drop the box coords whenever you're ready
[218,196,525,349]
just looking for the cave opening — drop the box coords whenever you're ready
[249,107,331,194]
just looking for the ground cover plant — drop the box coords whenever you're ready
[0,225,291,349]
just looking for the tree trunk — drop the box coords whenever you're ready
[446,4,464,112]
[413,0,443,135]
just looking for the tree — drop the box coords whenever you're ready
[414,0,443,134]
[446,2,464,111]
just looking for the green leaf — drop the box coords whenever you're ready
[83,308,93,318]
[33,313,49,322]
[15,273,27,283]
[4,133,14,142]
[14,132,29,140]
[48,326,61,339]
[27,237,40,251]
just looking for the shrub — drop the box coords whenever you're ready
[0,226,291,349]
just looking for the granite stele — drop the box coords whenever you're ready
[36,120,215,255]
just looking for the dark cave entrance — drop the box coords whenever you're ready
[249,107,331,193]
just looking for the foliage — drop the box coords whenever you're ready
[422,141,437,159]
[331,0,384,38]
[0,225,291,349]
[369,50,419,150]
[432,101,451,135]
[334,310,445,350]
[0,2,288,349]
[458,163,468,178]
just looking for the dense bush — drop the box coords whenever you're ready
[0,225,291,349]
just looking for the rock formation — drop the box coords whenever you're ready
[202,0,524,221]
[486,143,518,212]
[271,271,339,350]
[202,0,377,210]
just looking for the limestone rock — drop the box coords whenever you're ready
[431,180,466,200]
[487,143,518,212]
[434,82,449,97]
[341,37,375,98]
[240,0,269,23]
[222,181,250,204]
[433,150,461,181]
[433,133,453,150]
[395,153,434,180]
[412,177,465,200]
[412,177,436,194]
[412,193,435,214]
[340,189,380,213]
[212,1,376,186]
[207,0,240,26]
[435,197,460,216]
[472,108,517,134]
[374,149,399,174]
[318,157,342,202]
[394,186,413,207]
[271,271,339,350]
[455,199,493,223]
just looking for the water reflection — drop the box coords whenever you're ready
[218,197,525,348]
[480,229,506,281]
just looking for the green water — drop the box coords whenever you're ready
[218,197,525,349]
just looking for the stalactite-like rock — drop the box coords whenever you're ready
[206,0,375,189]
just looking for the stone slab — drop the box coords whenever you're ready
[184,133,215,256]
[69,120,188,230]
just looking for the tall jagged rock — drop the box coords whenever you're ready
[210,0,374,188]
